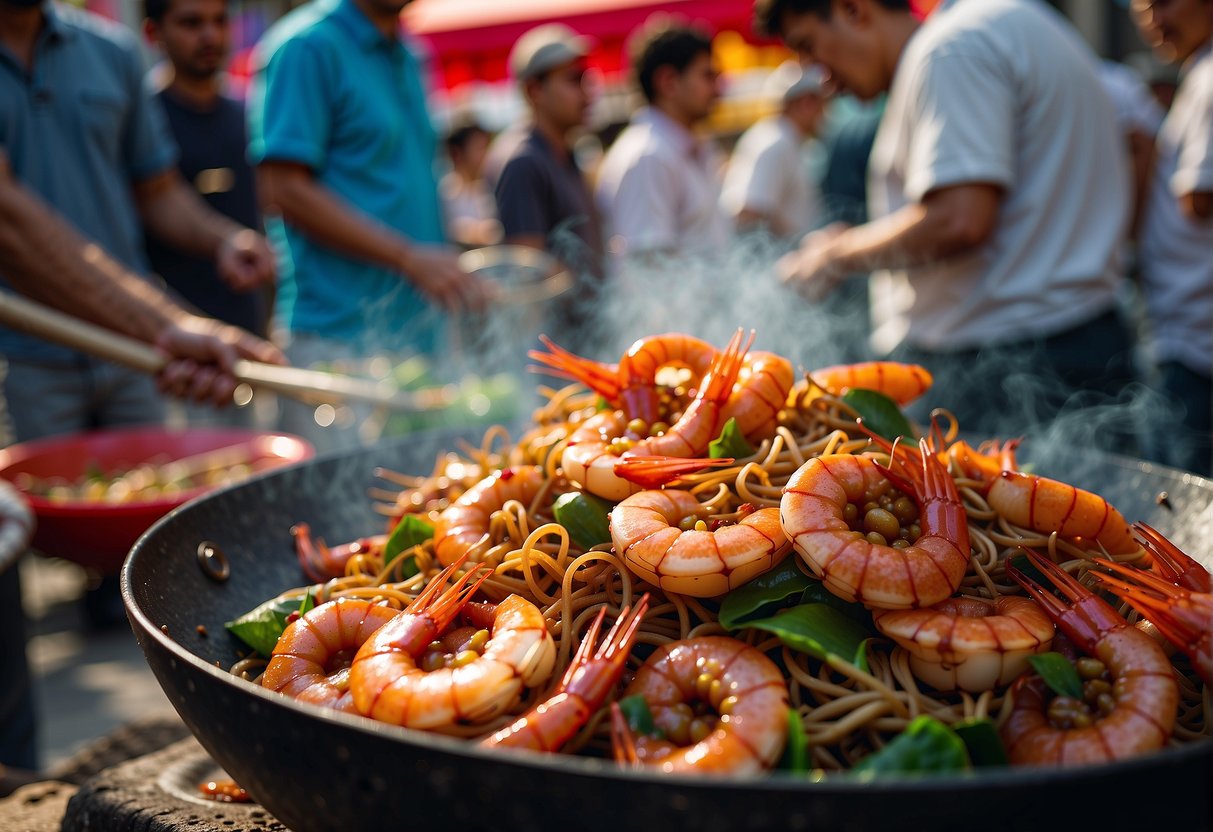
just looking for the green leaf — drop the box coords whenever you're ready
[797,581,877,629]
[709,417,755,460]
[617,694,661,738]
[1027,652,1083,699]
[778,708,810,773]
[951,718,1008,768]
[224,595,305,658]
[595,396,611,412]
[384,515,434,571]
[298,588,315,617]
[842,389,914,442]
[743,604,876,672]
[852,716,971,777]
[553,492,613,550]
[718,557,813,630]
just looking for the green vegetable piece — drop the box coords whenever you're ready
[553,492,614,550]
[224,594,306,658]
[797,581,877,628]
[709,417,755,460]
[298,588,315,617]
[778,708,810,773]
[743,604,875,672]
[616,694,661,738]
[852,715,971,777]
[595,396,612,412]
[841,389,914,442]
[1027,652,1083,699]
[718,557,813,630]
[952,718,1008,768]
[384,515,434,574]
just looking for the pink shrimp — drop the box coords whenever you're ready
[987,470,1138,555]
[946,438,1021,483]
[872,595,1054,692]
[780,437,971,610]
[810,361,933,405]
[483,595,650,750]
[431,466,546,566]
[292,523,386,582]
[610,490,791,597]
[260,598,400,713]
[1132,522,1211,592]
[350,560,557,730]
[609,636,789,775]
[1002,549,1178,767]
[720,350,794,442]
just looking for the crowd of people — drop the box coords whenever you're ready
[0,0,1209,782]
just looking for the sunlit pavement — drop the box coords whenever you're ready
[21,554,175,771]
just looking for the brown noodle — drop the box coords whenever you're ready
[237,379,1210,769]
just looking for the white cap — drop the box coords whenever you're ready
[763,60,827,103]
[509,24,592,83]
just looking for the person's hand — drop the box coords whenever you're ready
[216,228,276,292]
[153,314,287,407]
[777,222,851,302]
[399,243,498,315]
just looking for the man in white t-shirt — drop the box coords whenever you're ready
[595,21,728,259]
[720,60,827,239]
[753,0,1137,442]
[1132,0,1213,475]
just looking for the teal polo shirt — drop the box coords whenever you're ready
[247,0,447,355]
[0,2,177,362]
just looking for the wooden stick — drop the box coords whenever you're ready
[0,292,454,413]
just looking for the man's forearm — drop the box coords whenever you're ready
[0,176,187,343]
[136,172,246,260]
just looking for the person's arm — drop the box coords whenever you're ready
[0,156,284,404]
[257,161,490,312]
[133,169,276,293]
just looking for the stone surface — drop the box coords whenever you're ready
[61,736,291,832]
[0,780,79,832]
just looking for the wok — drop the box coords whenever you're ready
[124,428,1213,832]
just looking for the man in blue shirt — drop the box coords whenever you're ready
[248,0,494,451]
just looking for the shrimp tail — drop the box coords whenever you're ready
[406,553,491,632]
[701,328,754,407]
[1133,522,1212,592]
[527,335,621,403]
[1092,558,1210,654]
[615,455,736,488]
[292,523,337,583]
[560,594,650,700]
[609,701,641,768]
[1007,549,1120,651]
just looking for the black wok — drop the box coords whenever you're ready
[123,428,1213,832]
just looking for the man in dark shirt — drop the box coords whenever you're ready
[494,24,605,344]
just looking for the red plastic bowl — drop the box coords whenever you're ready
[0,426,314,572]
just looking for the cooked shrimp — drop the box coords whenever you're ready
[292,523,386,582]
[351,566,556,730]
[1002,549,1178,766]
[610,490,791,597]
[561,332,752,501]
[1132,522,1211,592]
[260,598,399,713]
[987,471,1138,555]
[432,466,546,566]
[946,438,1020,483]
[872,596,1054,692]
[528,335,625,403]
[780,439,971,610]
[810,361,933,405]
[609,636,789,775]
[1093,550,1212,687]
[720,350,794,442]
[484,595,650,750]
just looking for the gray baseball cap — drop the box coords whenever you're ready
[509,23,592,82]
[764,60,827,103]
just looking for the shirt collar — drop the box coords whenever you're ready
[331,0,397,51]
[634,106,699,156]
[41,2,75,43]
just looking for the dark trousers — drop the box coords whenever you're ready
[894,308,1141,456]
[0,564,36,770]
[1150,361,1212,476]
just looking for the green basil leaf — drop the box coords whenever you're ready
[709,417,755,460]
[1027,652,1083,699]
[852,716,971,777]
[224,595,304,658]
[842,389,914,442]
[951,718,1008,768]
[778,708,810,773]
[743,604,875,672]
[617,694,661,738]
[298,588,315,617]
[384,515,434,570]
[718,557,813,630]
[553,491,614,550]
